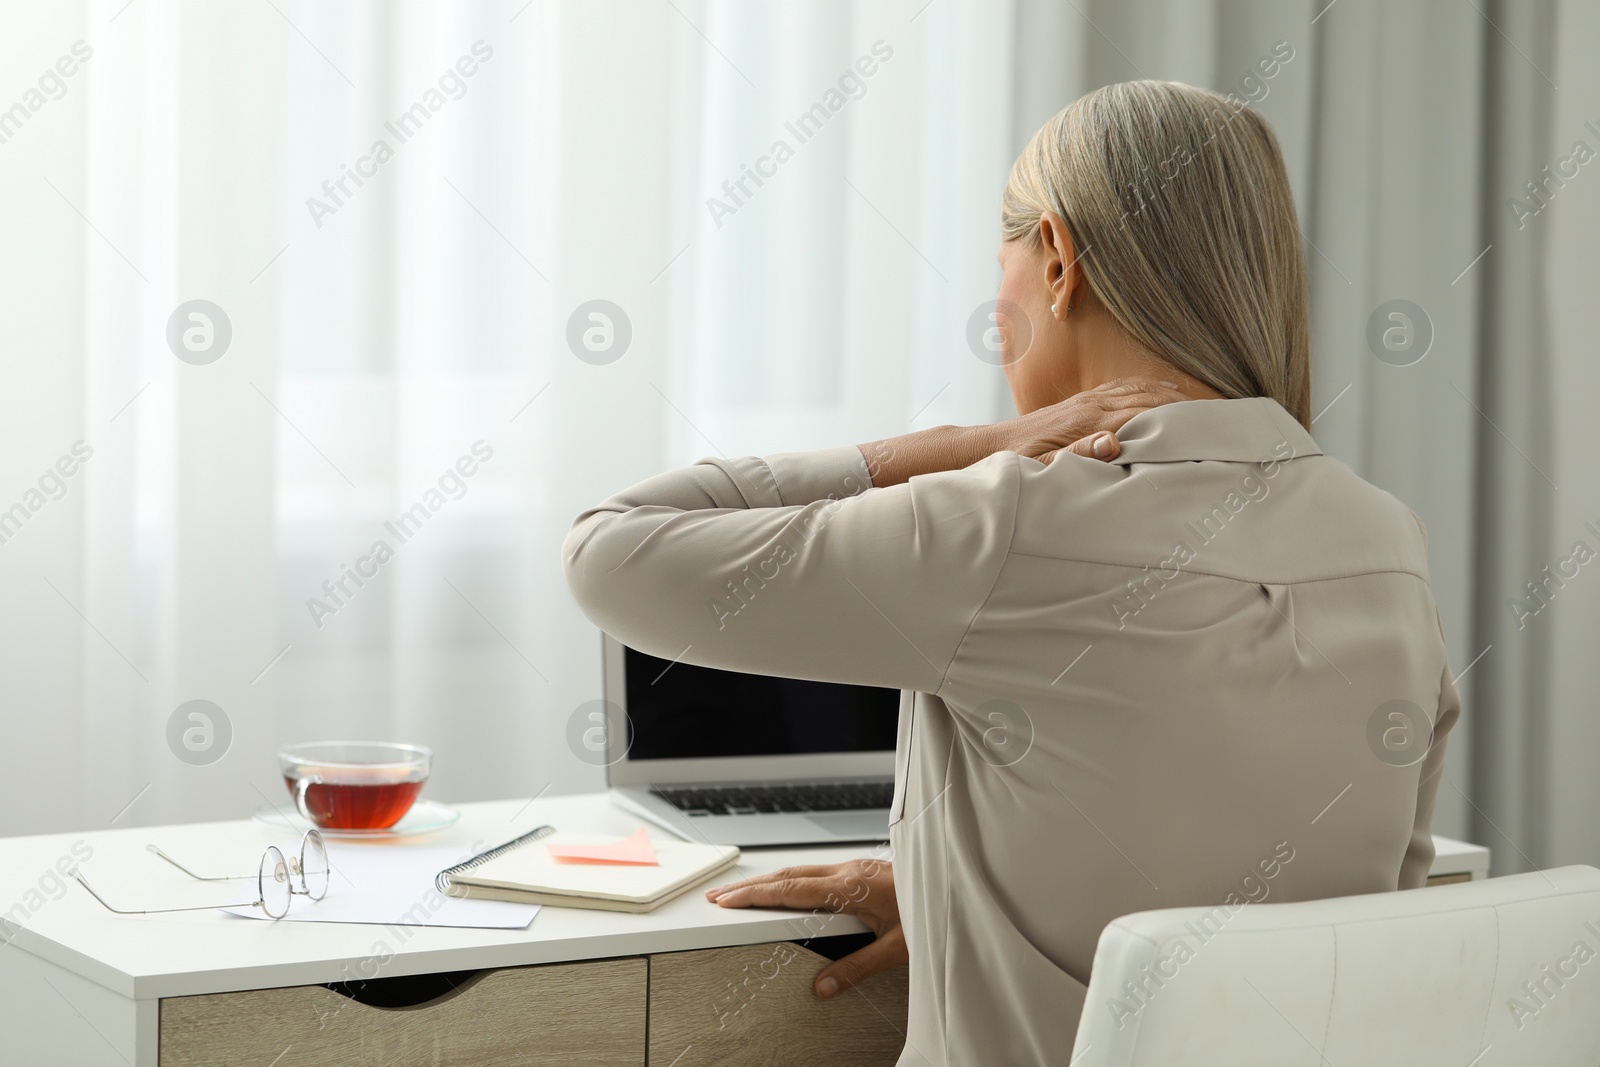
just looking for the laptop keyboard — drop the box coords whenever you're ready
[650,781,893,817]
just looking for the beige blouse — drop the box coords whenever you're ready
[563,396,1458,1066]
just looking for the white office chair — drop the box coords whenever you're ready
[1072,865,1600,1066]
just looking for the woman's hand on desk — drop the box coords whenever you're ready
[860,377,1189,486]
[705,858,904,1000]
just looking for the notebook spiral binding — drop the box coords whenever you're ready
[435,824,556,894]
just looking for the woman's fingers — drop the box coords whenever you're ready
[709,860,888,916]
[1086,386,1179,409]
[704,858,906,999]
[704,864,848,902]
[1075,379,1192,418]
[1096,376,1190,399]
[1060,431,1121,462]
[1039,430,1120,466]
[709,875,842,911]
[813,926,909,999]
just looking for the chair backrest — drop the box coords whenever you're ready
[1071,865,1600,1066]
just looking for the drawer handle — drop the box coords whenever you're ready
[322,967,487,1009]
[792,931,876,962]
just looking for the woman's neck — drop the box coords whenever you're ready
[1029,307,1226,411]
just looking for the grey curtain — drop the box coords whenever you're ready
[1009,0,1598,872]
[1473,0,1598,874]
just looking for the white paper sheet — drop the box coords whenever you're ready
[222,840,540,929]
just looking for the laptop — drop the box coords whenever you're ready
[601,635,900,846]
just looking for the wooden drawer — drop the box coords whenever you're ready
[647,942,908,1067]
[159,957,647,1066]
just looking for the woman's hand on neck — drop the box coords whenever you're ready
[857,215,1225,489]
[859,377,1191,487]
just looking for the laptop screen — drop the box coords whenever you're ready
[623,646,899,761]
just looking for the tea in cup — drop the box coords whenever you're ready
[279,741,432,831]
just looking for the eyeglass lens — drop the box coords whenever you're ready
[300,831,329,901]
[259,846,292,919]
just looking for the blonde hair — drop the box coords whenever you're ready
[1000,80,1311,428]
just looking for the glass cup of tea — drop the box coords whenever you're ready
[279,741,432,831]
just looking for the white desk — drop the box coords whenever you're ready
[1431,834,1491,883]
[0,793,1490,1066]
[0,794,888,1066]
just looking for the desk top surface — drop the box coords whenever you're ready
[0,793,1489,1001]
[0,794,877,1000]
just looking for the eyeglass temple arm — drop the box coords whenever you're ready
[145,843,246,881]
[68,868,252,916]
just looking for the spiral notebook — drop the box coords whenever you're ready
[436,825,741,914]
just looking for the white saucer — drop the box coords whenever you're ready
[250,799,461,839]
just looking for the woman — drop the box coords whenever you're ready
[564,80,1456,1064]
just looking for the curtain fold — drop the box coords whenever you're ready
[1536,0,1600,872]
[1472,0,1599,873]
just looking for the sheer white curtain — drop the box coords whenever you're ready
[0,0,1017,836]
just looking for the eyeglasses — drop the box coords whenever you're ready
[69,830,329,920]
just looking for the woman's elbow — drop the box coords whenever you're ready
[560,509,713,659]
[561,514,664,642]
[561,513,613,622]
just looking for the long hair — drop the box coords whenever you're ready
[1000,80,1311,428]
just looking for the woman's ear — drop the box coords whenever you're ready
[1036,211,1081,316]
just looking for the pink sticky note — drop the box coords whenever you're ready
[546,826,659,866]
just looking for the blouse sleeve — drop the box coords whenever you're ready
[1397,659,1462,889]
[562,444,1021,694]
